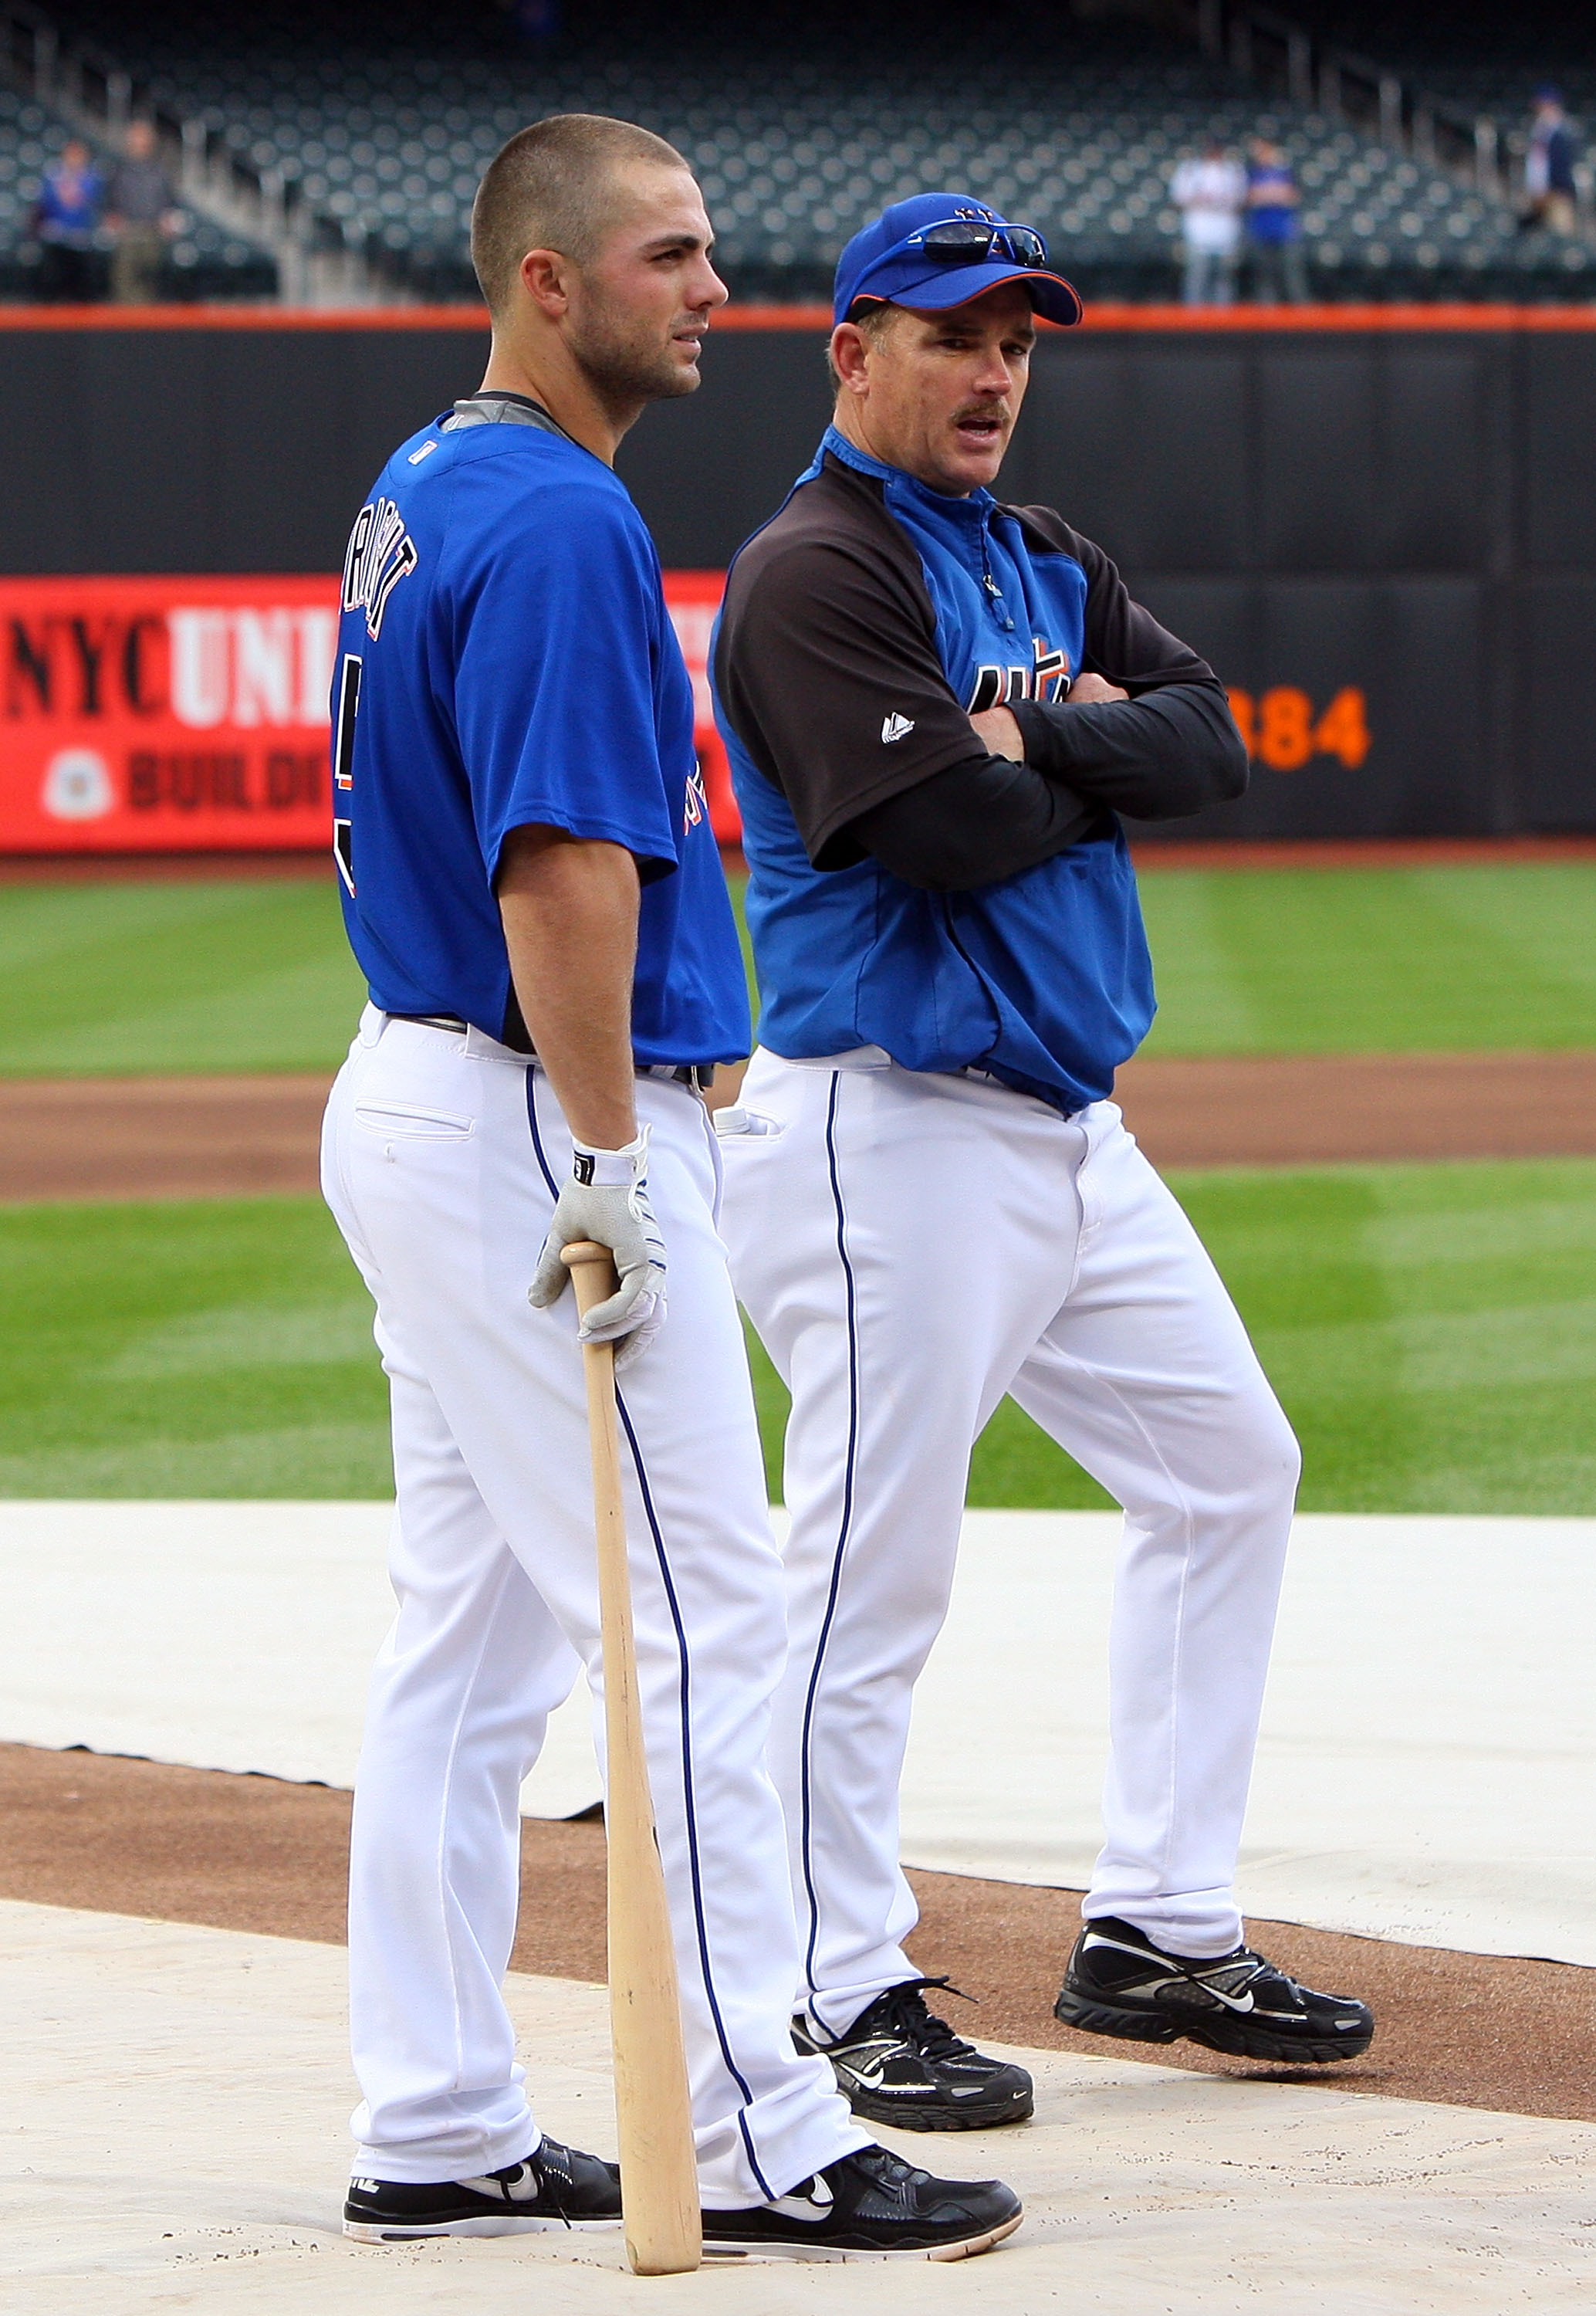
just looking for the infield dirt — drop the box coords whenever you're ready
[3,1741,1591,2128]
[3,1049,1595,1203]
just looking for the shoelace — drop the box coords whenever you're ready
[498,2148,574,2230]
[792,2144,918,2215]
[875,1975,982,2063]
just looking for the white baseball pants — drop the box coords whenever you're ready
[320,1008,865,2203]
[718,1048,1300,2037]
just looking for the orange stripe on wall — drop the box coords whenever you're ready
[0,303,492,330]
[5,300,1596,333]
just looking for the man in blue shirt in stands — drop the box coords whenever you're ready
[32,137,103,303]
[1246,137,1308,303]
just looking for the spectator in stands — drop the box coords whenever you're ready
[1245,137,1307,303]
[32,139,104,303]
[1171,137,1246,305]
[106,120,181,303]
[1520,90,1577,236]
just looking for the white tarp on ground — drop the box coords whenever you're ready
[4,1898,1594,2316]
[902,1510,1596,1967]
[2,1502,1592,1966]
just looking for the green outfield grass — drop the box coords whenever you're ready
[2,1160,1590,1513]
[1136,864,1596,1055]
[0,1198,392,1498]
[0,879,364,1078]
[0,860,1591,1077]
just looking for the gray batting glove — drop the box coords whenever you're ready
[528,1126,667,1372]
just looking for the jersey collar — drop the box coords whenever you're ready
[819,423,997,528]
[443,391,577,444]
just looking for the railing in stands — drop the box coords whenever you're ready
[1165,0,1594,218]
[0,0,384,303]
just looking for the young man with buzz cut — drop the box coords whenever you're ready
[321,127,1022,2260]
[713,193,1375,2133]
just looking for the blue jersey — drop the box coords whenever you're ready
[712,428,1231,1114]
[1246,161,1300,242]
[331,397,750,1067]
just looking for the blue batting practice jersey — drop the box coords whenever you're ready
[330,398,751,1067]
[712,428,1158,1114]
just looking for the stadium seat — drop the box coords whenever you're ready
[8,0,1590,302]
[0,80,276,300]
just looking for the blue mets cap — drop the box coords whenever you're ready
[834,192,1083,330]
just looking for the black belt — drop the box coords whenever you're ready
[388,1014,715,1092]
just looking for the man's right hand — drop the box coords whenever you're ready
[969,703,1026,759]
[970,674,1131,761]
[529,1129,668,1370]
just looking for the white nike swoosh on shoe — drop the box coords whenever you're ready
[765,2182,834,2222]
[834,2041,907,2081]
[843,2066,925,2093]
[458,2169,538,2201]
[1189,1982,1256,2013]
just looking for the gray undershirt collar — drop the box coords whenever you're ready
[443,391,573,442]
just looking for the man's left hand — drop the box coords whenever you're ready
[1061,673,1131,706]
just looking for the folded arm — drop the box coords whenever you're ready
[997,516,1249,821]
[714,493,1246,899]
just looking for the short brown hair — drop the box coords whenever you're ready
[827,299,904,389]
[472,113,689,316]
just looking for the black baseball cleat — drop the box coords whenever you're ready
[702,2143,1022,2261]
[793,1977,1033,2131]
[343,2138,622,2240]
[1054,1916,1375,2064]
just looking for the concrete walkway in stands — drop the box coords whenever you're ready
[3,1503,1593,1968]
[4,1898,1593,2316]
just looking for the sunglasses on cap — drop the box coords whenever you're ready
[860,214,1051,287]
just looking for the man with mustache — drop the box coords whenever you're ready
[713,193,1375,2131]
[322,130,1022,2260]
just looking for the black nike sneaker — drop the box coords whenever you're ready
[702,2143,1022,2260]
[343,2138,622,2240]
[793,1977,1033,2131]
[1054,1916,1375,2064]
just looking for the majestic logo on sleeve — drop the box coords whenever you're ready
[968,635,1072,712]
[881,712,915,743]
[342,499,418,641]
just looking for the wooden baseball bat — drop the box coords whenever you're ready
[562,1241,701,2277]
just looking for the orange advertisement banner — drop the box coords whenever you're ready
[0,571,741,854]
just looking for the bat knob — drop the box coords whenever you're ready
[560,1241,610,1270]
